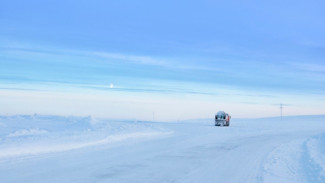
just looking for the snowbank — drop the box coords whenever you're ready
[0,115,172,159]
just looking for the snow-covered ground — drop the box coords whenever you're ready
[0,115,324,183]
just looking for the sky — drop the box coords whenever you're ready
[0,0,325,121]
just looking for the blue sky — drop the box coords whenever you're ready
[0,0,325,121]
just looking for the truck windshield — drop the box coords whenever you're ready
[216,111,226,119]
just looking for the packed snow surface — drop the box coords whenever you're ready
[0,114,325,183]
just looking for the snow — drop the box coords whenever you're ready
[8,129,48,137]
[0,115,325,183]
[303,134,325,183]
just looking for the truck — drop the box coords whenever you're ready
[215,111,231,126]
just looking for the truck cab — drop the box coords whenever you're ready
[215,111,231,126]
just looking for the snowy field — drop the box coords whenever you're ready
[0,115,325,183]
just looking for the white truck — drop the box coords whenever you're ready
[215,111,231,126]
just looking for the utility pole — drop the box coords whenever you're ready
[152,112,155,122]
[280,104,283,121]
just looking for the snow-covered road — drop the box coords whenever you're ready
[0,115,324,183]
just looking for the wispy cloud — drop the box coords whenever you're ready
[291,62,325,73]
[0,42,228,73]
[287,62,325,82]
[2,41,325,97]
[91,52,166,66]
